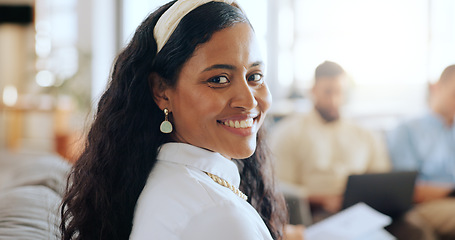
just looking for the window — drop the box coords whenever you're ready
[271,0,455,122]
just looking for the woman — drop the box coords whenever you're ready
[61,0,290,239]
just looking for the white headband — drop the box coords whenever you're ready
[154,0,235,53]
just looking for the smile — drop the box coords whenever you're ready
[221,118,254,129]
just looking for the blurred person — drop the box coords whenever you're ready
[269,61,390,219]
[387,64,455,239]
[60,1,292,239]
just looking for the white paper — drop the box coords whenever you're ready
[354,229,395,240]
[304,202,395,240]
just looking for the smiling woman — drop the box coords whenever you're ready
[155,23,271,159]
[60,1,286,240]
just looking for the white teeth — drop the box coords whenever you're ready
[222,118,255,129]
[240,121,246,128]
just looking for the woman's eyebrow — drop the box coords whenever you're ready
[202,64,235,72]
[250,61,263,67]
[202,61,263,73]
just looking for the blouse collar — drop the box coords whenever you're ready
[157,143,241,187]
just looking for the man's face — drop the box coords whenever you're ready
[312,75,346,122]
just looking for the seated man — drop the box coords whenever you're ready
[269,61,390,219]
[387,64,455,239]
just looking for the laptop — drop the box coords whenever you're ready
[342,171,418,219]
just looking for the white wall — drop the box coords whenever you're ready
[91,0,119,105]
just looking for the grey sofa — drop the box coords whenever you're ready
[0,151,70,240]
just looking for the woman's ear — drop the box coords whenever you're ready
[149,72,170,110]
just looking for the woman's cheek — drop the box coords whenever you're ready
[257,85,272,113]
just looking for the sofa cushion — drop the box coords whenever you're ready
[0,185,61,240]
[0,152,70,196]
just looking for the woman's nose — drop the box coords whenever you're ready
[229,79,258,110]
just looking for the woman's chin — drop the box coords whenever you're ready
[222,142,257,160]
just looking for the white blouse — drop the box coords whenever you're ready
[129,143,273,240]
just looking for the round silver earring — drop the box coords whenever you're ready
[160,108,173,133]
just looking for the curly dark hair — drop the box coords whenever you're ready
[60,1,287,239]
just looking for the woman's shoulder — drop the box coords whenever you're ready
[140,160,241,204]
[178,201,271,240]
[130,161,254,239]
[131,196,267,240]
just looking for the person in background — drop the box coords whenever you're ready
[60,1,298,239]
[269,61,390,219]
[387,64,455,239]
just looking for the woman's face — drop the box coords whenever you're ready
[161,23,271,159]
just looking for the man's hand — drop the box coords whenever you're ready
[309,195,342,213]
[284,224,305,240]
[414,183,453,203]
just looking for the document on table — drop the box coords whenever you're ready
[304,202,396,240]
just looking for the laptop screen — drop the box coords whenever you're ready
[342,171,418,219]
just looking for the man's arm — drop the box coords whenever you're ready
[414,183,454,203]
[385,123,421,171]
[386,122,455,202]
[269,117,304,187]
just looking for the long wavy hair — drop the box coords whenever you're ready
[60,1,287,239]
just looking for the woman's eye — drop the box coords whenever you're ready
[248,73,263,82]
[208,76,229,84]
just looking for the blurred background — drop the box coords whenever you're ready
[0,0,454,161]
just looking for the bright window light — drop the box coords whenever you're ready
[36,70,56,87]
[3,85,18,107]
[273,0,455,118]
